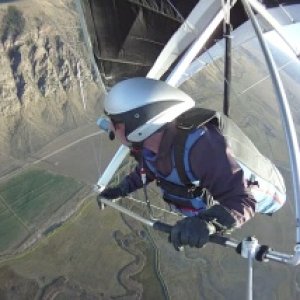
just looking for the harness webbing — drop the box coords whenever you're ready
[156,177,203,198]
[173,107,219,190]
[174,128,192,186]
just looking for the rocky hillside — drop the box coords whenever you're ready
[0,0,103,161]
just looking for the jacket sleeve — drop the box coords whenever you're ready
[189,124,256,228]
[120,164,156,194]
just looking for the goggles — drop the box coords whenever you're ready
[104,110,124,127]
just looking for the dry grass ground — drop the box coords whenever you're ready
[30,123,121,185]
[0,198,167,299]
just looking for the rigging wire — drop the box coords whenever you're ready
[128,0,182,22]
[126,195,181,217]
[0,130,104,184]
[238,60,294,95]
[91,133,102,181]
[166,0,195,32]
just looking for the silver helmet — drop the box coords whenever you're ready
[104,77,195,142]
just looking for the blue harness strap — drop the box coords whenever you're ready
[143,128,209,216]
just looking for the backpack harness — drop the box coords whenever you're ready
[153,108,218,212]
[137,107,286,215]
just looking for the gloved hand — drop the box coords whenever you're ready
[169,217,215,251]
[169,205,236,251]
[99,186,127,200]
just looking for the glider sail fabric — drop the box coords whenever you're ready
[80,0,253,86]
[79,0,298,87]
[79,0,197,86]
[89,0,300,247]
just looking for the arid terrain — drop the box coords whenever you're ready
[0,1,299,300]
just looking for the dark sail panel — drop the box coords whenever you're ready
[81,0,197,86]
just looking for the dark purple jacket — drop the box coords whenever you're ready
[122,122,256,227]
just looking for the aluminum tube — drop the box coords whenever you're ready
[222,238,296,266]
[265,252,293,264]
[248,0,299,56]
[225,239,239,248]
[248,255,253,300]
[147,1,221,80]
[96,145,130,191]
[242,0,300,244]
[167,8,224,87]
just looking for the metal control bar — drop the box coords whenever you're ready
[97,196,299,265]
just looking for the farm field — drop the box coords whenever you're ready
[0,168,86,253]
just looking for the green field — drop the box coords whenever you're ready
[0,168,85,252]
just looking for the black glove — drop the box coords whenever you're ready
[99,186,127,200]
[170,217,215,251]
[169,205,236,251]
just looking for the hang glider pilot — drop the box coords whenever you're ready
[99,77,286,251]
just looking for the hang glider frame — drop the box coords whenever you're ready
[95,0,300,255]
[74,1,300,299]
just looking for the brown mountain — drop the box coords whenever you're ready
[0,0,102,163]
